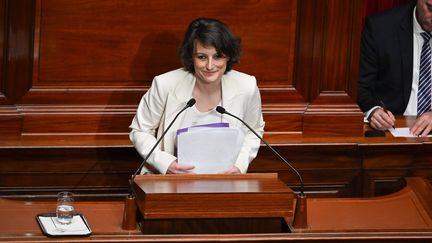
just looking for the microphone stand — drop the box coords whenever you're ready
[121,98,196,230]
[216,106,308,230]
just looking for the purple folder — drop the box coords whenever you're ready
[176,122,230,136]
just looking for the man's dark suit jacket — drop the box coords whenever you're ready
[357,2,416,115]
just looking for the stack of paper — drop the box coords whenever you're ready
[389,127,432,137]
[177,123,244,174]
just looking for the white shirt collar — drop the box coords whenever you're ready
[414,6,427,34]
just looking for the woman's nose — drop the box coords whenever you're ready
[206,58,214,69]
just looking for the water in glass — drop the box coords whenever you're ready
[56,192,74,225]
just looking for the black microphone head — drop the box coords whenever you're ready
[216,106,226,114]
[187,98,196,107]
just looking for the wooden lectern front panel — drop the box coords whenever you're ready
[133,173,294,219]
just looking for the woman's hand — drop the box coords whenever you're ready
[167,160,195,174]
[219,166,241,174]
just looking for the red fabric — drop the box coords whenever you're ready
[364,0,414,17]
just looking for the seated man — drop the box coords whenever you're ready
[357,0,432,137]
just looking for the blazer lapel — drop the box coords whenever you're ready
[161,71,195,154]
[221,72,246,127]
[221,74,235,107]
[399,6,414,108]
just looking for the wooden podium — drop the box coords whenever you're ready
[133,173,294,234]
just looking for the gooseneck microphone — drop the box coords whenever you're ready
[129,98,196,197]
[216,106,305,196]
[122,98,196,230]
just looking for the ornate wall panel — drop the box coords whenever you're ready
[0,0,5,103]
[0,0,27,137]
[10,0,305,136]
[0,0,366,137]
[4,0,426,198]
[296,0,364,136]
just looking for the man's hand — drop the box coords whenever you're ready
[369,107,396,131]
[410,112,432,137]
[167,160,195,174]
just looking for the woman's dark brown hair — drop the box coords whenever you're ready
[180,17,241,74]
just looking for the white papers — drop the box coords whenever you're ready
[177,123,244,174]
[389,127,432,137]
[389,127,416,137]
[37,214,91,236]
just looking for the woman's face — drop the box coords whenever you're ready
[193,41,228,85]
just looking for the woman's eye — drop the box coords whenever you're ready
[214,54,224,59]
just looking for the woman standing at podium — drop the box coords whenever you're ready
[129,17,265,175]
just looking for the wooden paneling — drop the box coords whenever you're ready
[0,106,22,138]
[28,0,298,97]
[1,177,431,242]
[20,105,135,134]
[33,0,297,85]
[250,143,362,197]
[0,146,141,194]
[0,0,365,137]
[361,142,425,197]
[0,142,363,197]
[262,104,305,135]
[0,0,5,103]
[296,0,364,136]
[295,0,363,100]
[1,123,431,197]
[24,0,300,135]
[4,0,34,103]
[0,0,22,138]
[0,0,390,198]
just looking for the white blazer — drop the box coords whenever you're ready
[129,68,265,174]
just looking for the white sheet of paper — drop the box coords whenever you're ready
[388,127,432,137]
[177,127,244,174]
[389,127,416,137]
[38,215,91,236]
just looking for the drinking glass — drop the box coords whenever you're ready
[56,191,75,225]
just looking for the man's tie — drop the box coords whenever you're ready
[418,32,432,116]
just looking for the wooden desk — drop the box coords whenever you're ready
[0,116,431,198]
[252,116,432,197]
[0,177,431,242]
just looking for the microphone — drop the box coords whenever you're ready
[216,106,308,230]
[122,98,196,230]
[215,106,305,196]
[130,97,196,196]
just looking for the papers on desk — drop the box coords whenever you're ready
[36,213,92,236]
[389,127,416,137]
[389,127,432,137]
[177,123,244,174]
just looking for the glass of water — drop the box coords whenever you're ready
[56,191,75,225]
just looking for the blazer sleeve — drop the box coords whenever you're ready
[129,76,177,174]
[234,78,265,173]
[357,16,380,112]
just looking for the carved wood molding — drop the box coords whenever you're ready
[0,105,22,138]
[1,0,365,137]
